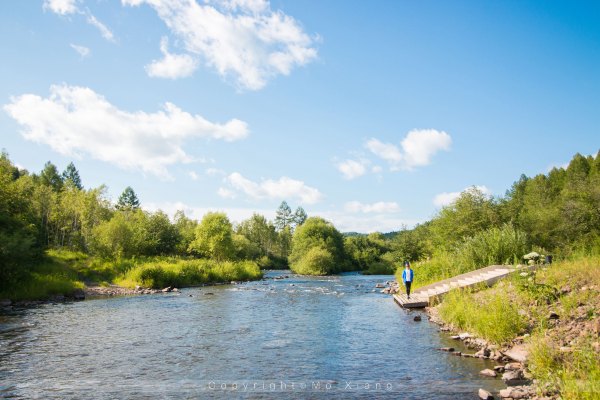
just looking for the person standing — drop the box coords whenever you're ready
[402,261,414,299]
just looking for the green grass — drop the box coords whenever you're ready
[0,249,263,300]
[116,258,262,289]
[437,287,526,344]
[396,251,469,290]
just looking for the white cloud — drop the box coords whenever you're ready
[4,84,248,178]
[371,165,382,173]
[85,13,115,42]
[188,171,200,180]
[217,187,236,199]
[70,43,90,57]
[366,129,452,171]
[144,201,275,224]
[146,37,199,79]
[344,201,400,214]
[44,0,78,15]
[224,172,322,204]
[123,0,318,90]
[206,167,226,176]
[433,185,492,208]
[44,0,115,42]
[336,159,367,180]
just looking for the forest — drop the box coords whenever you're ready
[1,151,599,299]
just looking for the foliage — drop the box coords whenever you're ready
[438,287,526,344]
[116,186,140,210]
[289,217,347,275]
[62,162,83,190]
[117,258,262,288]
[188,212,235,261]
[345,233,391,271]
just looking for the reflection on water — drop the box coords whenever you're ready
[0,271,504,399]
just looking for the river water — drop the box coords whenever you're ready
[0,271,504,399]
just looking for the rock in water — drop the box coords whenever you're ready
[502,370,526,386]
[413,315,422,321]
[504,344,529,363]
[479,369,497,377]
[71,289,85,301]
[478,388,494,400]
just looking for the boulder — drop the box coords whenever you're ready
[502,370,526,386]
[478,388,494,400]
[499,386,534,399]
[459,332,472,340]
[479,369,497,377]
[505,362,522,371]
[162,287,172,293]
[172,288,179,292]
[135,285,142,291]
[504,344,529,363]
[493,365,506,373]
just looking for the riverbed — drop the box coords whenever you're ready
[0,271,505,399]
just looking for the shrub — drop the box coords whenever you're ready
[291,246,335,275]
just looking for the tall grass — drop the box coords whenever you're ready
[437,287,526,344]
[116,258,262,288]
[455,224,528,269]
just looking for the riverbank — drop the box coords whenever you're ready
[0,249,263,302]
[422,255,599,400]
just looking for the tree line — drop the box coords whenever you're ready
[1,150,599,287]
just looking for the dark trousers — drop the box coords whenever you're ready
[404,281,412,296]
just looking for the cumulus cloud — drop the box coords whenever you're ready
[123,0,318,90]
[336,159,367,180]
[433,185,492,208]
[44,0,78,15]
[4,84,248,178]
[44,0,115,42]
[223,172,322,204]
[70,43,90,58]
[217,187,237,199]
[145,37,199,79]
[366,129,452,171]
[344,201,400,214]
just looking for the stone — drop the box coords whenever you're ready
[504,362,521,371]
[450,335,461,340]
[413,315,422,321]
[502,370,525,386]
[504,344,529,363]
[493,365,505,373]
[478,388,494,400]
[459,332,472,340]
[0,299,11,307]
[162,287,172,293]
[71,288,85,301]
[548,311,559,320]
[499,388,512,398]
[172,288,179,292]
[204,292,214,296]
[375,283,385,288]
[135,285,142,291]
[479,369,497,377]
[439,347,455,352]
[452,351,462,356]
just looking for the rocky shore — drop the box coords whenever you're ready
[427,306,554,400]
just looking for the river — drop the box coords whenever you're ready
[0,271,505,399]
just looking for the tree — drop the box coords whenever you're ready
[236,213,277,257]
[117,186,140,210]
[293,206,308,226]
[188,212,234,261]
[62,162,83,190]
[274,201,293,231]
[40,161,63,191]
[144,211,180,255]
[289,217,347,275]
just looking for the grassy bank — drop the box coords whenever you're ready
[433,255,600,399]
[0,249,262,301]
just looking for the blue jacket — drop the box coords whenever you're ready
[402,268,413,283]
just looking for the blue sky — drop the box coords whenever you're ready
[1,0,599,232]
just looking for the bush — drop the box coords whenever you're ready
[362,261,396,275]
[291,246,335,275]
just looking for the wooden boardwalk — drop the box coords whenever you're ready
[393,264,520,308]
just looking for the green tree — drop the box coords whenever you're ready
[236,213,277,257]
[174,210,197,255]
[289,217,347,275]
[188,212,235,261]
[293,206,308,226]
[117,186,140,210]
[144,211,180,255]
[62,162,83,190]
[274,201,293,231]
[40,161,63,191]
